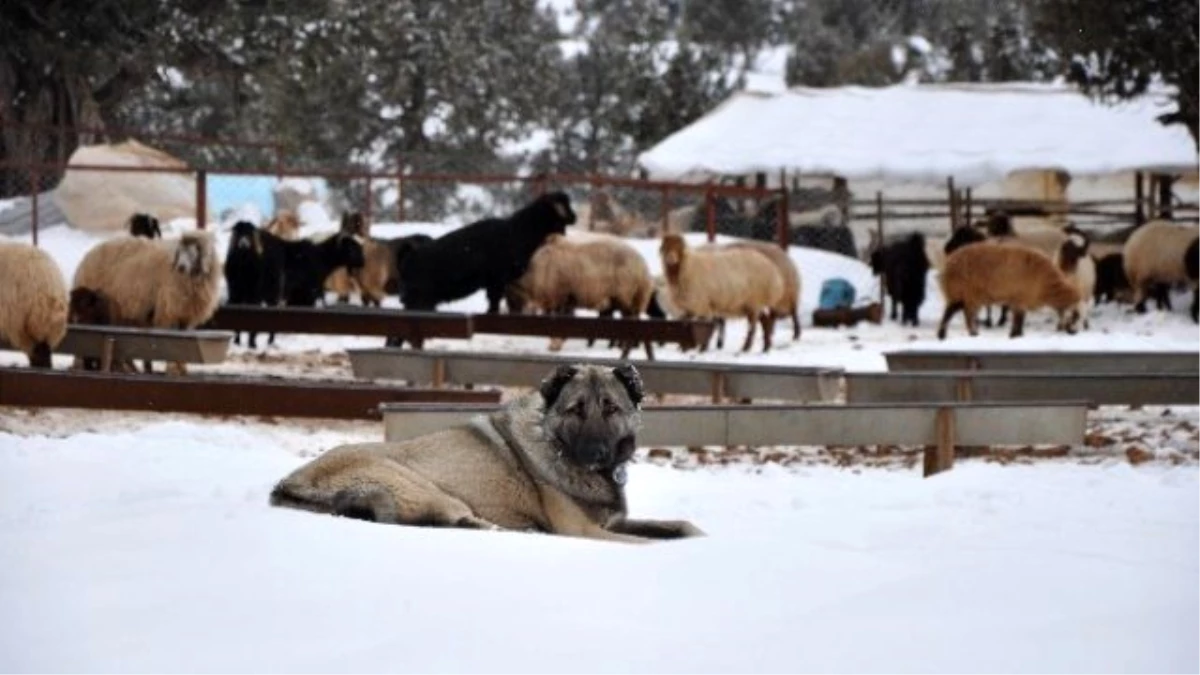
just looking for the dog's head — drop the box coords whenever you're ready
[539,363,644,474]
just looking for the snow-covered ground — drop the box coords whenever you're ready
[1,218,1198,672]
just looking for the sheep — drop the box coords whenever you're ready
[67,287,119,371]
[685,196,857,258]
[1053,230,1097,330]
[507,232,653,351]
[576,191,656,237]
[128,213,162,239]
[324,211,380,305]
[658,233,783,352]
[223,221,284,348]
[1093,253,1132,305]
[0,241,69,368]
[225,220,365,310]
[1122,220,1200,322]
[399,192,576,313]
[724,240,802,339]
[982,210,1068,257]
[73,233,223,373]
[867,231,929,327]
[937,243,1083,340]
[264,211,301,240]
[1189,238,1199,322]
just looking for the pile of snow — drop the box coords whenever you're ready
[0,420,1195,671]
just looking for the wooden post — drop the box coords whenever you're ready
[196,169,207,230]
[431,357,445,388]
[923,407,957,478]
[396,163,406,223]
[660,185,671,235]
[946,176,957,231]
[1157,173,1175,219]
[100,337,116,373]
[777,187,788,249]
[710,372,726,403]
[964,187,973,225]
[705,185,716,243]
[833,176,850,230]
[875,191,884,306]
[30,167,39,247]
[1135,171,1146,225]
[363,175,373,225]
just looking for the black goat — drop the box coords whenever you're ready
[399,192,576,313]
[868,232,929,326]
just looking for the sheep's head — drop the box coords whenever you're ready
[1057,231,1089,273]
[174,233,216,277]
[341,211,369,238]
[659,233,688,269]
[230,221,261,254]
[945,224,987,255]
[536,191,577,229]
[69,287,111,325]
[266,211,300,239]
[129,213,162,239]
[985,211,1014,238]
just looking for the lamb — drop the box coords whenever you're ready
[68,287,119,371]
[72,232,222,372]
[867,231,930,327]
[327,234,432,307]
[1122,220,1200,322]
[128,213,162,239]
[264,211,301,240]
[659,233,783,352]
[724,240,802,339]
[0,241,69,367]
[1052,230,1097,330]
[936,243,1083,340]
[399,192,576,313]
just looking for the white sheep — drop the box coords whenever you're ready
[1053,230,1097,330]
[73,231,222,372]
[0,241,69,367]
[1122,220,1200,321]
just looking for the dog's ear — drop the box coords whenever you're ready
[612,363,644,407]
[539,364,578,408]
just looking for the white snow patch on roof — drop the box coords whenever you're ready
[638,82,1199,187]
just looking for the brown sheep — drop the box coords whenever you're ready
[724,240,802,340]
[1122,220,1200,320]
[510,232,653,351]
[0,241,69,367]
[937,243,1083,340]
[325,212,376,304]
[659,233,783,352]
[264,211,301,240]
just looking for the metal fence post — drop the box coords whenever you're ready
[30,167,39,247]
[196,169,207,230]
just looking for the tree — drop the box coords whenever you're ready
[1033,0,1199,145]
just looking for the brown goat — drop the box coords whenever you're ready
[937,243,1082,339]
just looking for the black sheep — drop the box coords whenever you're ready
[398,192,576,313]
[223,221,365,347]
[383,234,434,296]
[128,213,162,239]
[868,232,930,326]
[1093,253,1131,305]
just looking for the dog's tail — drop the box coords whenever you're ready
[269,479,337,515]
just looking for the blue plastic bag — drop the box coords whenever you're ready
[819,278,856,310]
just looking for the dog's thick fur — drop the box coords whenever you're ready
[270,364,703,544]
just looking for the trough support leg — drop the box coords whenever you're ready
[710,372,726,403]
[955,377,973,402]
[100,337,116,373]
[431,358,445,388]
[923,407,957,478]
[642,340,655,361]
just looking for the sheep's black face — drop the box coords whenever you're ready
[339,235,366,270]
[230,222,258,252]
[541,192,577,227]
[130,213,162,239]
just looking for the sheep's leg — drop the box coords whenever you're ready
[760,311,775,352]
[715,317,726,350]
[998,305,1009,326]
[28,342,52,369]
[936,301,964,340]
[1008,310,1026,338]
[791,304,801,340]
[485,285,504,314]
[981,305,993,328]
[740,311,757,352]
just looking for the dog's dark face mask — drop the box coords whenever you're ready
[539,364,644,475]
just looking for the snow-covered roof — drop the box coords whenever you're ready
[637,82,1199,187]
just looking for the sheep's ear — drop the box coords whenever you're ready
[539,364,579,408]
[612,363,644,407]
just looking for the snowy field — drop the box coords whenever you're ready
[1,217,1198,672]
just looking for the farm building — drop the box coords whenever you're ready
[637,82,1199,235]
